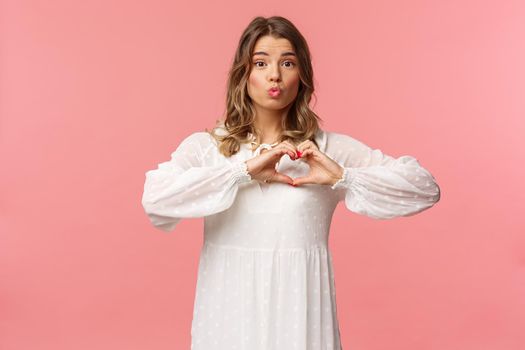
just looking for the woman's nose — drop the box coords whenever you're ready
[268,65,281,80]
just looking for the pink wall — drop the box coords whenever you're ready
[2,1,524,349]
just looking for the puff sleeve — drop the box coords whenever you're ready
[327,132,441,219]
[141,132,252,232]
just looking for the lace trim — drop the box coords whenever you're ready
[330,167,355,190]
[231,160,252,184]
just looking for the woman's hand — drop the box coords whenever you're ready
[292,140,344,186]
[245,140,300,185]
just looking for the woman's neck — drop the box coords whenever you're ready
[253,113,286,144]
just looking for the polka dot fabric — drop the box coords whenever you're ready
[141,126,440,350]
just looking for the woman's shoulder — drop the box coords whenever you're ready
[180,130,215,145]
[321,128,350,140]
[174,130,218,158]
[316,128,362,151]
[313,127,328,152]
[321,129,369,147]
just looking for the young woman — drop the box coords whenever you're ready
[141,16,440,350]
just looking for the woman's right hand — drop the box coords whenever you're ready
[245,140,300,185]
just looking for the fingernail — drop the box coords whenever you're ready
[296,150,302,158]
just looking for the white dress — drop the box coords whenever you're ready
[141,127,441,350]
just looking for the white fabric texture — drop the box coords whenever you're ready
[141,127,441,350]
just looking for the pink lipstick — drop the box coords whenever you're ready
[268,87,281,98]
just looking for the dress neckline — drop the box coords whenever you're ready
[246,132,280,155]
[213,125,327,154]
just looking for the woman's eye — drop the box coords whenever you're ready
[253,61,296,68]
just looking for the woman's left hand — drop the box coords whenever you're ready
[292,139,345,186]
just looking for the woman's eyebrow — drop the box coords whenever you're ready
[252,51,296,57]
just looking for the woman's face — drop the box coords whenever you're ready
[247,35,300,113]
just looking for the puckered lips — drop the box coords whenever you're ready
[268,86,281,98]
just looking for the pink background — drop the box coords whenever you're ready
[2,1,524,349]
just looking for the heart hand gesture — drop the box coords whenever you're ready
[245,138,344,187]
[244,140,300,185]
[292,140,344,187]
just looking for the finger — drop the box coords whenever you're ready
[275,143,297,154]
[277,141,300,157]
[259,146,289,159]
[296,139,310,149]
[292,175,314,186]
[301,148,316,158]
[296,138,315,148]
[297,140,319,153]
[258,148,295,169]
[270,171,294,185]
[279,140,297,149]
[271,144,299,159]
[279,140,304,155]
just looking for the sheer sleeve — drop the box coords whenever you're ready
[326,131,441,219]
[141,132,252,232]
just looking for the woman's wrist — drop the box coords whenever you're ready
[232,160,252,184]
[244,160,252,176]
[329,165,345,185]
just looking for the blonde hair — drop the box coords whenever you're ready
[205,15,323,157]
